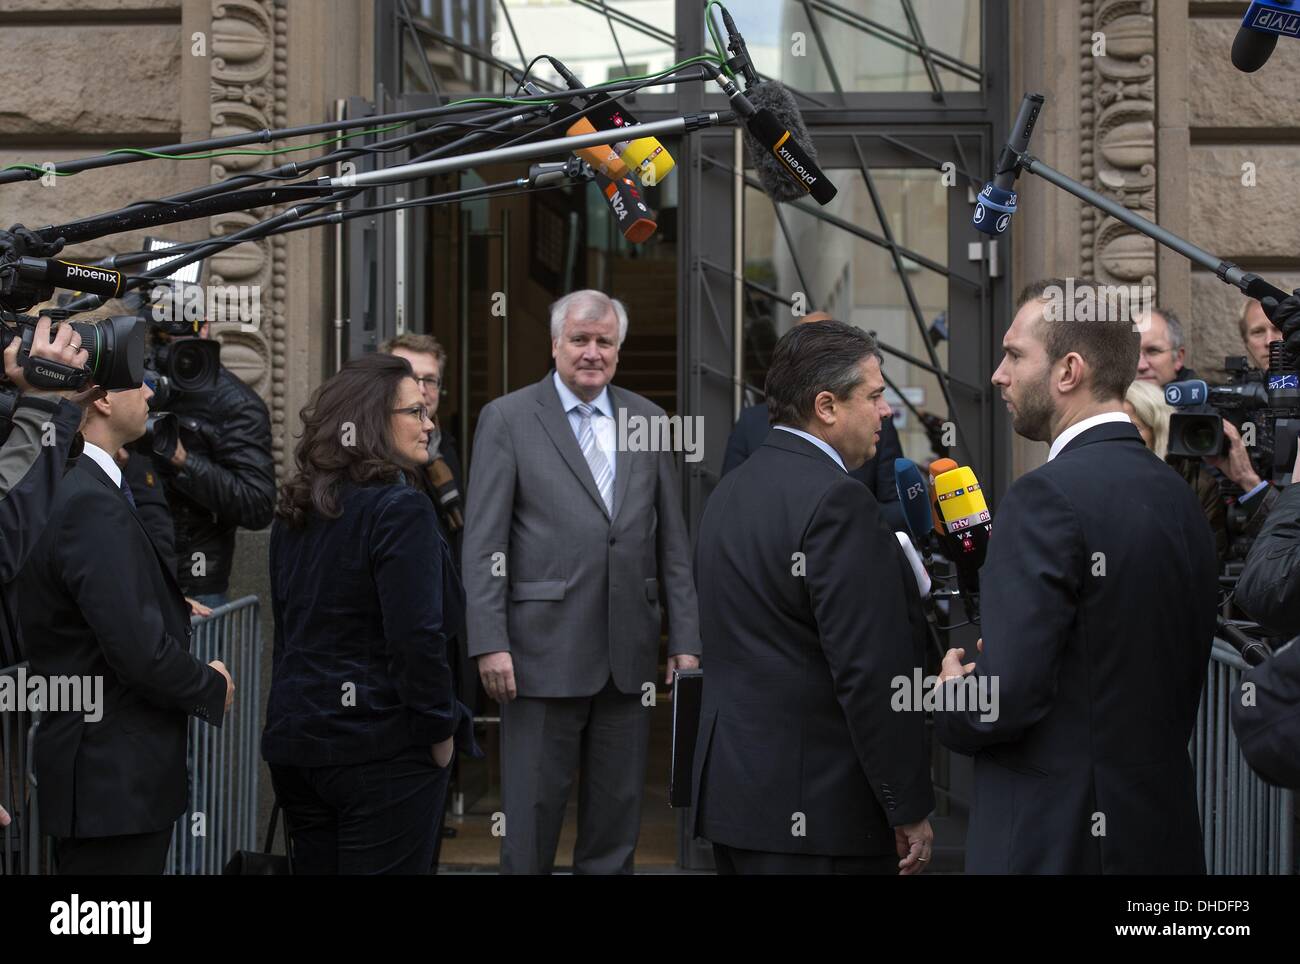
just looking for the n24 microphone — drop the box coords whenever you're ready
[1232,0,1300,72]
[973,93,1044,237]
[596,173,657,244]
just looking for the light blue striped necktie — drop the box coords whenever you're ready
[576,401,613,514]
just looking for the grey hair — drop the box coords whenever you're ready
[549,290,629,346]
[1153,306,1185,353]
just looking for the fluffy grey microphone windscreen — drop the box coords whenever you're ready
[742,81,819,203]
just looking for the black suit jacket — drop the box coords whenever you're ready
[721,403,907,531]
[16,455,227,839]
[935,421,1218,873]
[692,429,934,856]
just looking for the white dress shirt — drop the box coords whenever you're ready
[774,425,847,472]
[80,440,123,487]
[1047,411,1132,462]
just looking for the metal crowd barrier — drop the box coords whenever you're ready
[0,595,263,875]
[1194,638,1295,875]
[167,595,263,875]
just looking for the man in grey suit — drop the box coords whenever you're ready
[464,289,701,874]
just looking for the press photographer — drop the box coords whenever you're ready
[149,303,275,609]
[0,316,106,667]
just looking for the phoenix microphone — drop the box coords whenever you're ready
[708,65,837,205]
[1232,0,1300,72]
[596,173,657,243]
[13,257,124,299]
[973,93,1044,237]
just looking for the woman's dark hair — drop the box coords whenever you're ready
[277,353,417,527]
[764,320,881,427]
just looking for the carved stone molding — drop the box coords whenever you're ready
[208,0,286,473]
[1081,0,1156,292]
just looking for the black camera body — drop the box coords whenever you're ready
[1166,346,1300,485]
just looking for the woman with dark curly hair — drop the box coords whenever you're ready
[262,353,463,874]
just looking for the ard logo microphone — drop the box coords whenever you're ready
[973,93,1043,237]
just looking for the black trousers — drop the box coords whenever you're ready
[712,842,898,875]
[271,745,451,875]
[57,828,174,875]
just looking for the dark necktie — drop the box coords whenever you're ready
[120,476,137,511]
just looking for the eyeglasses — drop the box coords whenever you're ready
[393,405,431,422]
[413,376,442,390]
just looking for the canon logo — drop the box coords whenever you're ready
[777,146,818,186]
[33,365,66,381]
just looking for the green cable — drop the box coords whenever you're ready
[1,53,727,177]
[705,1,735,79]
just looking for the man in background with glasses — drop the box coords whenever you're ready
[381,332,469,872]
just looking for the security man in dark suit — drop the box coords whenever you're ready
[692,320,935,875]
[16,379,232,874]
[934,278,1218,874]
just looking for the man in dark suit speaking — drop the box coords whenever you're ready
[934,279,1218,874]
[17,380,232,874]
[691,320,935,874]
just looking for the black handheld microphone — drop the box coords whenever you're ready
[973,93,1044,237]
[1231,0,1299,72]
[709,66,837,205]
[13,257,125,299]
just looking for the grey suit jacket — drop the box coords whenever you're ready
[463,372,701,698]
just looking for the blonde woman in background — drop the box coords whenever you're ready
[1125,379,1227,561]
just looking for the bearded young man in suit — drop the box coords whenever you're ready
[16,380,233,875]
[934,279,1217,874]
[463,289,700,874]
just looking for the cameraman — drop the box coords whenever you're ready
[157,321,274,608]
[1229,290,1300,789]
[0,317,104,667]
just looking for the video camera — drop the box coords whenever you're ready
[1164,343,1300,485]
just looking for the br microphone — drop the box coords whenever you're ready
[973,93,1044,237]
[1232,0,1300,72]
[894,458,936,548]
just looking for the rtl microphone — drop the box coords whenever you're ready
[546,57,676,188]
[973,92,1044,236]
[596,173,657,244]
[708,65,837,205]
[1231,0,1299,72]
[13,257,125,299]
[522,80,628,180]
[933,464,993,601]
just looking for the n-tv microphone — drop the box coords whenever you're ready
[1232,0,1300,72]
[973,93,1044,237]
[546,57,676,188]
[928,457,958,536]
[707,65,837,205]
[933,463,992,613]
